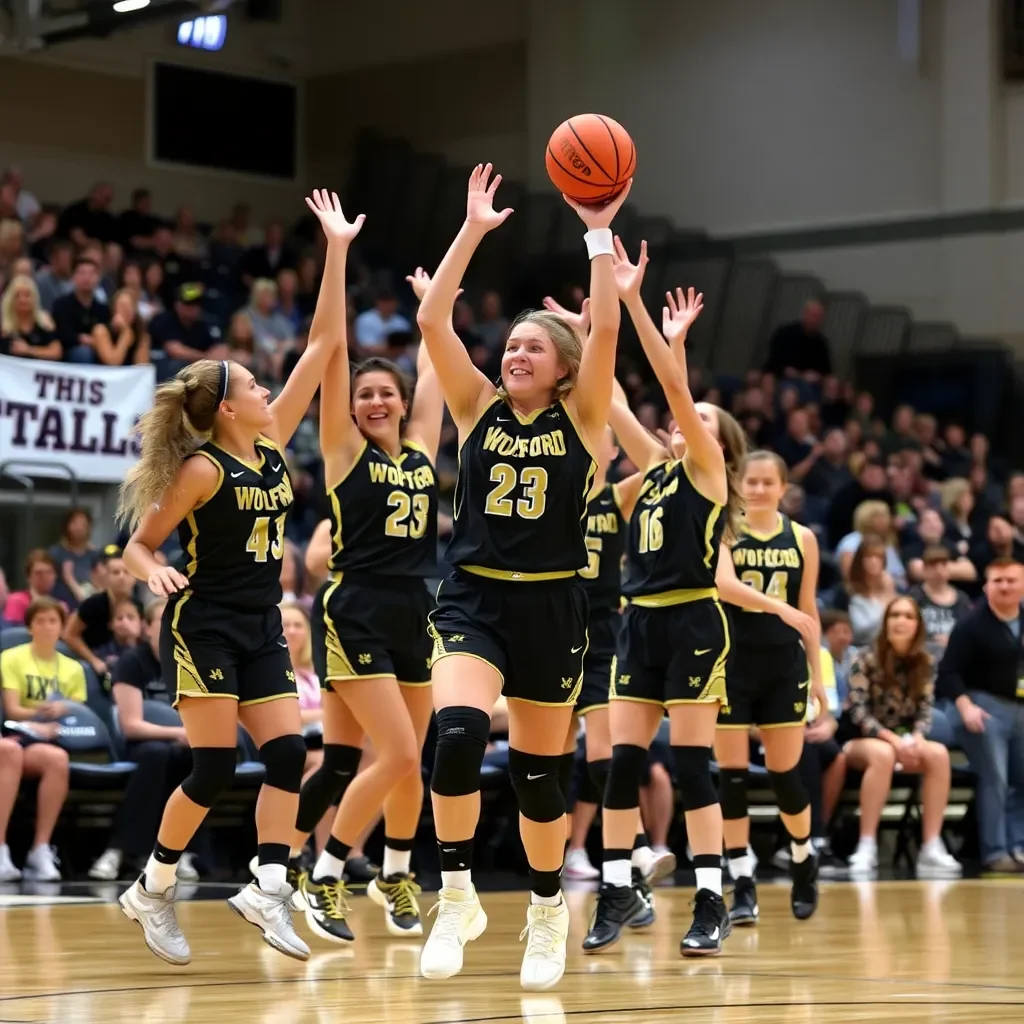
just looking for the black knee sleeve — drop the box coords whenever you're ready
[768,766,811,817]
[508,749,565,823]
[558,752,576,808]
[295,743,361,834]
[587,758,611,804]
[260,734,307,794]
[431,706,490,797]
[180,746,237,808]
[604,744,648,810]
[719,768,749,821]
[671,745,718,812]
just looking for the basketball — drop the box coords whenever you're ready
[545,113,636,205]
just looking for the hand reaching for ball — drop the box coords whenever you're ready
[662,287,704,346]
[610,236,648,300]
[542,295,591,339]
[466,164,514,232]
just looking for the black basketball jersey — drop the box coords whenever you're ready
[621,459,725,604]
[579,482,626,615]
[730,513,805,646]
[446,396,596,579]
[176,437,294,608]
[326,438,438,577]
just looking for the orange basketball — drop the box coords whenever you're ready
[545,113,636,205]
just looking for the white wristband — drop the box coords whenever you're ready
[584,227,614,260]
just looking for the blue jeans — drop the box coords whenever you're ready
[927,701,957,747]
[67,344,96,364]
[952,691,1024,864]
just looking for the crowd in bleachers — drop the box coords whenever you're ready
[1,162,1022,883]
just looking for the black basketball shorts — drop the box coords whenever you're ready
[575,613,619,716]
[717,641,810,730]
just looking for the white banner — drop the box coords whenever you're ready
[0,354,155,484]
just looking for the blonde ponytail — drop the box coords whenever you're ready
[117,360,225,529]
[715,407,748,545]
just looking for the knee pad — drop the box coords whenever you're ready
[181,746,237,808]
[260,733,307,794]
[588,758,611,803]
[719,768,749,821]
[431,706,490,797]
[295,744,361,834]
[768,766,811,817]
[508,749,565,823]
[671,745,718,812]
[604,744,648,810]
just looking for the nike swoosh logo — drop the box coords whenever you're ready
[798,680,810,690]
[571,645,584,654]
[695,648,712,656]
[527,773,547,780]
[496,417,510,422]
[271,463,281,472]
[710,927,719,940]
[278,640,288,647]
[231,470,245,478]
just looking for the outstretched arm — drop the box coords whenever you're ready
[565,184,631,444]
[265,190,364,448]
[404,269,449,463]
[607,380,667,473]
[416,164,510,431]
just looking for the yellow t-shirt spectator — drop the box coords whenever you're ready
[1,643,87,708]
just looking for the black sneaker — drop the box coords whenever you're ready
[728,876,759,927]
[629,867,656,929]
[680,888,731,957]
[367,872,423,937]
[301,875,355,943]
[582,883,649,952]
[790,852,819,921]
[343,855,378,884]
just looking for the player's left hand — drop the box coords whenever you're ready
[661,287,703,346]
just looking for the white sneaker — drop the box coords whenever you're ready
[228,882,310,961]
[847,844,878,877]
[177,852,200,882]
[563,848,600,880]
[519,899,570,991]
[24,844,61,882]
[89,848,123,881]
[0,844,21,883]
[917,841,962,879]
[119,878,191,965]
[420,886,488,980]
[644,848,676,884]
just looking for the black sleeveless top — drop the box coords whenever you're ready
[326,438,438,578]
[730,513,806,646]
[621,460,724,605]
[579,482,626,616]
[176,437,293,607]
[445,396,596,580]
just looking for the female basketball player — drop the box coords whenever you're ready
[714,451,827,925]
[416,163,630,990]
[116,190,363,966]
[289,267,443,945]
[584,242,746,958]
[541,297,675,904]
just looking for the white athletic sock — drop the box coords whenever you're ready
[313,851,347,882]
[257,862,287,891]
[857,835,878,852]
[144,855,178,894]
[441,869,472,891]
[530,891,562,907]
[602,858,631,888]
[920,836,944,856]
[791,839,811,864]
[383,846,412,878]
[631,843,654,872]
[728,853,754,880]
[694,866,723,896]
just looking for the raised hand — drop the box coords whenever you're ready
[564,178,633,230]
[611,236,648,301]
[304,189,366,244]
[466,163,513,232]
[542,295,591,338]
[661,286,704,346]
[406,266,463,303]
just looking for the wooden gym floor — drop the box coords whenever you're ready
[0,879,1022,1023]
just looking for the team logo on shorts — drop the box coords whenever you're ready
[209,668,224,681]
[449,634,465,643]
[561,677,575,689]
[689,676,702,688]
[794,701,805,715]
[617,675,630,687]
[358,653,372,665]
[286,670,296,682]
